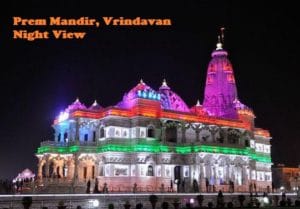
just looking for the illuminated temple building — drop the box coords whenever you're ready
[36,40,272,193]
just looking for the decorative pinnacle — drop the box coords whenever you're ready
[162,78,168,87]
[220,27,225,43]
[92,100,98,106]
[75,97,80,103]
[140,79,145,84]
[196,100,201,106]
[216,35,223,50]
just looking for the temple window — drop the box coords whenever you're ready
[245,139,250,147]
[57,133,61,142]
[56,167,60,178]
[63,164,68,177]
[41,164,46,177]
[100,128,105,138]
[122,130,128,137]
[147,165,154,176]
[156,165,161,177]
[147,127,155,138]
[165,165,171,177]
[63,132,68,142]
[93,131,96,142]
[99,166,104,176]
[114,165,129,176]
[183,166,189,177]
[92,166,95,179]
[227,129,240,144]
[84,134,88,142]
[166,126,177,142]
[83,167,87,179]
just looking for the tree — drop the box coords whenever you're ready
[216,190,224,208]
[149,194,158,209]
[108,203,114,209]
[172,198,180,209]
[196,195,204,208]
[136,203,143,209]
[57,200,67,209]
[238,194,245,207]
[124,201,131,209]
[161,202,169,209]
[22,197,32,209]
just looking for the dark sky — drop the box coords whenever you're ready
[1,1,299,179]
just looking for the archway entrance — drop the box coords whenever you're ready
[174,166,182,192]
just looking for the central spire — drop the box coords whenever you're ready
[202,32,238,119]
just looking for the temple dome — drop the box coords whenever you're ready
[158,80,190,112]
[66,98,86,112]
[88,100,102,111]
[202,40,238,119]
[117,79,158,108]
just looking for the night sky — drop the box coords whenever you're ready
[1,1,299,179]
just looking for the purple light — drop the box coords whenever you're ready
[202,47,238,119]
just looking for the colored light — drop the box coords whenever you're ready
[37,143,271,163]
[58,111,69,122]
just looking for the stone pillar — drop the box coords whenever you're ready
[199,162,206,192]
[242,165,248,185]
[180,122,188,143]
[226,164,230,182]
[45,158,50,178]
[73,153,79,181]
[75,118,80,142]
[161,126,166,143]
[210,126,218,142]
[37,159,43,179]
[223,128,228,143]
[59,165,63,178]
[68,159,75,180]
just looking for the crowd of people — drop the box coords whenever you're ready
[0,179,14,194]
[0,178,35,194]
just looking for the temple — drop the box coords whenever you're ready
[36,38,272,193]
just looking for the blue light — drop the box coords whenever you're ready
[148,91,153,99]
[137,90,142,97]
[142,91,147,98]
[157,94,161,100]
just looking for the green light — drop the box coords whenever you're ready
[37,143,271,163]
[176,146,192,154]
[69,145,79,153]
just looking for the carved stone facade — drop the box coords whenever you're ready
[36,40,272,193]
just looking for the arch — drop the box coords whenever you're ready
[56,166,60,178]
[84,133,88,142]
[227,129,240,144]
[147,127,155,138]
[166,126,177,142]
[147,165,154,176]
[57,133,61,142]
[100,127,105,138]
[83,166,87,179]
[63,132,68,142]
[200,128,212,142]
[92,165,95,179]
[49,161,54,176]
[93,131,96,142]
[63,163,68,177]
[42,164,46,177]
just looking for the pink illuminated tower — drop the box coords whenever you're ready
[203,36,238,119]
